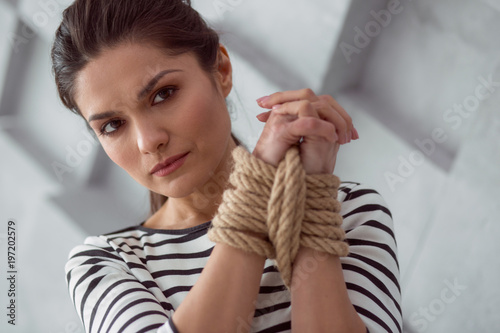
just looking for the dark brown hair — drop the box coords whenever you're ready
[51,0,237,215]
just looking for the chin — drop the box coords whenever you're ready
[153,181,196,199]
[146,145,230,201]
[153,172,211,198]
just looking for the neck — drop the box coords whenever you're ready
[146,137,237,230]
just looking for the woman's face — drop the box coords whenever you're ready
[75,43,234,199]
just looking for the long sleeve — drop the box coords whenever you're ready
[339,183,402,333]
[65,183,401,333]
[66,236,173,333]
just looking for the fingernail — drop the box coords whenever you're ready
[256,111,270,122]
[272,104,282,110]
[257,96,270,105]
[345,133,349,144]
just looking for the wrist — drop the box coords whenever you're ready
[291,247,341,287]
[294,246,337,265]
[215,242,267,264]
[252,146,281,167]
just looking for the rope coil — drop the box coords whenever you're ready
[208,146,349,287]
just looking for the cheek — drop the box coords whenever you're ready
[185,89,230,141]
[102,141,141,177]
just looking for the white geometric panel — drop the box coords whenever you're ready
[402,102,500,333]
[2,0,499,332]
[333,91,449,287]
[18,0,74,42]
[0,1,17,100]
[360,0,500,170]
[194,0,352,91]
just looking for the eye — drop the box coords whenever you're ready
[100,119,124,136]
[153,87,177,105]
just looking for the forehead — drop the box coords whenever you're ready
[74,43,199,118]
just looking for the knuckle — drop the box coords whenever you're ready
[319,94,334,103]
[267,113,289,128]
[316,99,328,110]
[300,117,320,131]
[301,88,316,99]
[326,123,337,141]
[297,99,312,111]
[270,91,283,102]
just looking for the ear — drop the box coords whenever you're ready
[216,44,233,98]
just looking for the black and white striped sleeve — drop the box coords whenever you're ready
[65,236,174,333]
[339,183,403,333]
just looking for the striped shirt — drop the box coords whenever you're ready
[66,182,402,333]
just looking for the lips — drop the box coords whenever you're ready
[150,152,190,176]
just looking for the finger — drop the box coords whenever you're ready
[318,95,356,142]
[256,111,272,122]
[257,110,297,123]
[312,100,350,144]
[274,100,351,144]
[317,100,353,144]
[353,127,360,139]
[272,100,320,120]
[257,88,319,109]
[286,117,338,143]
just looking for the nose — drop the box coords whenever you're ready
[135,117,169,154]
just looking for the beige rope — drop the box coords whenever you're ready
[208,146,349,287]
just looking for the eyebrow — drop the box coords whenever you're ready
[137,69,183,101]
[88,69,183,123]
[88,111,118,123]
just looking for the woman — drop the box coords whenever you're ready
[53,0,402,332]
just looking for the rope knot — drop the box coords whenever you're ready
[208,147,349,288]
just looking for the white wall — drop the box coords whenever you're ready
[333,0,500,331]
[0,0,499,332]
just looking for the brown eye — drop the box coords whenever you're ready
[101,119,124,135]
[153,87,177,105]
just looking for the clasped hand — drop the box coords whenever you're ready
[253,89,359,174]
